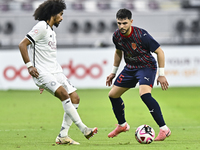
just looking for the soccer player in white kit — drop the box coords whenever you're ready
[18,0,97,145]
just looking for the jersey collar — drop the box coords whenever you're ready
[120,26,133,38]
[46,22,53,30]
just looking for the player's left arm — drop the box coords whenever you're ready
[106,49,122,86]
[154,47,169,90]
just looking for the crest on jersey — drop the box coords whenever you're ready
[34,29,38,34]
[132,43,137,50]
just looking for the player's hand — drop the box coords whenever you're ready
[28,66,39,78]
[106,73,116,86]
[39,87,44,94]
[157,76,169,90]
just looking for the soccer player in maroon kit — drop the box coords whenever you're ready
[106,8,171,141]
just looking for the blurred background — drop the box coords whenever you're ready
[0,0,200,48]
[0,0,200,90]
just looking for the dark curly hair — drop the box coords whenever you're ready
[116,8,132,20]
[33,0,66,21]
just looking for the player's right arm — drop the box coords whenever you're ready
[113,49,122,67]
[19,38,39,78]
[106,49,122,86]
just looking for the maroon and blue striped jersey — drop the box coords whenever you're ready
[113,26,160,69]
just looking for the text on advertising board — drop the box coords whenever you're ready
[3,60,108,81]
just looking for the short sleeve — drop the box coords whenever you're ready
[112,34,121,50]
[26,21,47,44]
[141,30,160,52]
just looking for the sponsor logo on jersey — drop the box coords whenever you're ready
[48,41,57,49]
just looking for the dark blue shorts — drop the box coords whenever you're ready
[114,66,157,88]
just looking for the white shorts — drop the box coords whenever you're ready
[33,72,77,95]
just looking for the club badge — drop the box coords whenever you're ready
[132,43,137,50]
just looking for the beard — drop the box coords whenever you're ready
[53,17,61,27]
[54,23,59,27]
[120,27,130,35]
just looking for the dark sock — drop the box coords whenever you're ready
[141,93,165,127]
[109,97,126,124]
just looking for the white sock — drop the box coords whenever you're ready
[119,122,127,127]
[59,104,79,137]
[160,125,168,130]
[62,99,86,133]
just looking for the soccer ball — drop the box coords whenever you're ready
[135,124,155,144]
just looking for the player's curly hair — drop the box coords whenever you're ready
[116,8,132,20]
[33,0,66,21]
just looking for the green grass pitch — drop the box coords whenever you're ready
[0,87,200,150]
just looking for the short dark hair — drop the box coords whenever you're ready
[33,0,66,21]
[116,8,132,20]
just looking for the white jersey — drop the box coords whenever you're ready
[26,21,62,75]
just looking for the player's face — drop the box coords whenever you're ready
[53,11,64,27]
[117,18,133,36]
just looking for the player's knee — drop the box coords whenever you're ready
[55,86,70,101]
[58,92,69,101]
[74,95,80,104]
[108,91,117,98]
[71,94,80,104]
[139,85,152,96]
[108,91,113,98]
[108,89,124,98]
